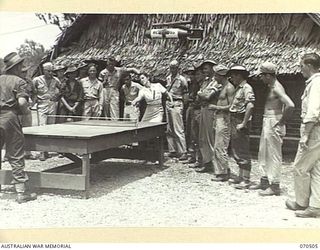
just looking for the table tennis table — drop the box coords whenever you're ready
[0,120,166,198]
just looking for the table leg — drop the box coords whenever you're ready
[81,154,90,199]
[158,136,164,168]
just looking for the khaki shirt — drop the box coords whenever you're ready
[80,77,103,100]
[166,74,188,100]
[0,74,29,110]
[32,75,61,102]
[197,77,221,106]
[229,80,255,113]
[301,73,320,124]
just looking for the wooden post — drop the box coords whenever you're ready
[81,154,90,199]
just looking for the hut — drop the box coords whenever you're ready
[47,13,320,157]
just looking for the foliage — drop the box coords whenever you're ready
[35,13,78,31]
[16,39,47,77]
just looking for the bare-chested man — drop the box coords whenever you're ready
[250,62,295,196]
[209,65,235,181]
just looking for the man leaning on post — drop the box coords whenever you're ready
[0,52,37,203]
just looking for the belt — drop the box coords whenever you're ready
[215,110,230,114]
[173,98,183,102]
[230,112,245,118]
[84,98,98,101]
[105,85,118,90]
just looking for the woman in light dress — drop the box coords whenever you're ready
[132,73,173,122]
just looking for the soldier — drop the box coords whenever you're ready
[196,60,221,173]
[181,65,197,163]
[121,72,143,121]
[32,62,62,161]
[188,65,206,167]
[0,52,37,203]
[81,63,104,120]
[99,57,140,120]
[286,53,320,218]
[227,65,255,189]
[209,65,235,181]
[250,62,294,196]
[166,60,188,161]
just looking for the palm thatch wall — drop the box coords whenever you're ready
[50,13,320,77]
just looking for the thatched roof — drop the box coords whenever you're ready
[49,13,320,77]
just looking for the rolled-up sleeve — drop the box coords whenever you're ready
[303,79,320,123]
[244,85,255,104]
[15,79,29,100]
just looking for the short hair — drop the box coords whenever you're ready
[87,63,97,72]
[139,72,150,79]
[301,53,320,69]
[43,62,54,71]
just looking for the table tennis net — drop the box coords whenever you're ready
[47,115,138,127]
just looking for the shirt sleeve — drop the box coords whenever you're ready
[15,78,29,100]
[98,80,104,106]
[244,85,255,104]
[98,70,105,82]
[303,80,320,123]
[32,77,38,94]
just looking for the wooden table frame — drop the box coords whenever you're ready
[0,122,166,198]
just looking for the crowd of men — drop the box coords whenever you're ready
[1,50,320,219]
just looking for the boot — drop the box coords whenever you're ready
[189,161,202,168]
[39,152,47,161]
[211,173,229,182]
[249,177,269,190]
[233,179,252,189]
[295,207,320,218]
[196,162,214,173]
[228,176,243,184]
[285,200,307,211]
[16,193,38,204]
[15,183,37,204]
[259,183,281,196]
[178,153,189,161]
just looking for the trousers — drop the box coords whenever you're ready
[293,123,320,208]
[212,112,231,175]
[166,100,187,154]
[230,113,251,179]
[37,100,57,125]
[0,110,28,184]
[82,99,101,120]
[199,106,215,164]
[190,108,201,161]
[258,115,286,183]
[102,87,119,120]
[123,104,140,121]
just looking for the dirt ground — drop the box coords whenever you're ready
[0,152,319,229]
